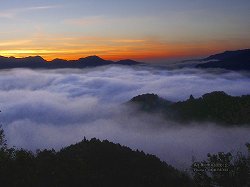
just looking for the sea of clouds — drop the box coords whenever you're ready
[0,65,250,169]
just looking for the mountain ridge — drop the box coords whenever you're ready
[129,91,250,125]
[0,136,193,187]
[196,49,250,70]
[0,55,143,69]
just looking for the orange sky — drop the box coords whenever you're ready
[1,37,249,61]
[0,1,250,62]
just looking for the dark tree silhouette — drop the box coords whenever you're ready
[0,127,194,187]
[0,126,6,150]
[129,91,250,125]
[192,144,250,187]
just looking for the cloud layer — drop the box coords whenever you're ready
[0,66,250,168]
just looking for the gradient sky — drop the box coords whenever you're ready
[0,0,250,61]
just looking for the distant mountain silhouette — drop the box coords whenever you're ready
[116,59,142,65]
[129,91,250,125]
[0,55,143,69]
[196,49,250,70]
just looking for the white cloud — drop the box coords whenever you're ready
[0,66,250,169]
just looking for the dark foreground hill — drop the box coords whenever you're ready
[0,55,143,69]
[0,137,193,187]
[129,91,250,125]
[196,49,250,71]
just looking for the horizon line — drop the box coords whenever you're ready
[0,48,249,62]
[0,54,144,63]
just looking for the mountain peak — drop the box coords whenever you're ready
[80,55,104,61]
[116,59,142,65]
[197,48,250,71]
[0,55,142,69]
[130,91,250,125]
[23,56,46,62]
[130,94,172,111]
[77,55,112,66]
[87,55,102,59]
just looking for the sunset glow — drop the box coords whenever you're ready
[0,0,250,61]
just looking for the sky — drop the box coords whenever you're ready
[0,0,250,61]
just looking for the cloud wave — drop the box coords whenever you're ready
[0,66,250,168]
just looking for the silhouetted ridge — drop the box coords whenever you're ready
[23,56,46,63]
[50,58,68,63]
[130,93,172,111]
[78,55,113,66]
[204,49,250,61]
[116,59,142,65]
[0,55,143,69]
[196,49,250,70]
[129,91,250,125]
[0,137,193,187]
